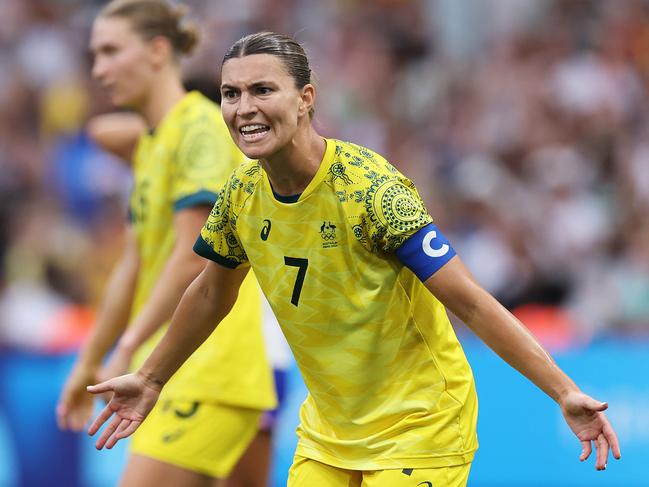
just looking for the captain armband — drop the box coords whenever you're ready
[395,223,456,282]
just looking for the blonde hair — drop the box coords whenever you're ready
[99,0,199,56]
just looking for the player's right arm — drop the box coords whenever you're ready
[424,256,621,469]
[370,171,620,471]
[56,226,140,431]
[86,260,248,449]
[86,112,146,163]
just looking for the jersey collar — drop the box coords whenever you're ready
[262,137,335,204]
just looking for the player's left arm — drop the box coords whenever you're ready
[99,206,211,381]
[398,224,621,470]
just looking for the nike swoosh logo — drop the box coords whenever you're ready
[260,219,271,241]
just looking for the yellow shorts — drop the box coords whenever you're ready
[288,456,472,487]
[130,398,261,478]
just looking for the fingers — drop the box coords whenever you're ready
[104,419,140,449]
[114,418,130,437]
[87,380,113,395]
[579,440,591,462]
[95,413,122,450]
[591,401,608,413]
[56,400,90,432]
[104,418,129,449]
[55,402,68,430]
[603,419,622,460]
[68,410,87,432]
[595,433,609,471]
[118,420,141,440]
[88,403,113,437]
[584,396,608,412]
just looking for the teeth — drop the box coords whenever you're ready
[240,124,268,133]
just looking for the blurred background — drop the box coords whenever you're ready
[0,0,648,486]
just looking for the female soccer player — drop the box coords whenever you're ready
[56,5,275,487]
[85,31,621,487]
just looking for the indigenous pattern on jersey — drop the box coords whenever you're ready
[195,139,478,469]
[130,91,275,409]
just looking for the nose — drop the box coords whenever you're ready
[92,56,107,81]
[236,92,257,118]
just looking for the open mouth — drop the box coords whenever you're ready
[239,123,270,142]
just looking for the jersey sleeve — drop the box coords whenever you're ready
[364,175,433,254]
[193,174,249,269]
[172,119,239,211]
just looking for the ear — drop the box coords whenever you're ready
[298,84,316,118]
[148,35,173,68]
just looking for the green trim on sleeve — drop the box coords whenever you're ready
[193,235,240,268]
[174,190,219,211]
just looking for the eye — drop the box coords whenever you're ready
[256,86,272,95]
[222,89,238,100]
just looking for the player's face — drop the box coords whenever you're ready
[220,54,311,160]
[90,17,156,109]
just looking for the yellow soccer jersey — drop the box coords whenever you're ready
[129,91,275,410]
[195,139,478,469]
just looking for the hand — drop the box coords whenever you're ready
[56,363,97,431]
[560,391,621,470]
[86,372,161,449]
[97,347,133,403]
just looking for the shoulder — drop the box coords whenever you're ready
[173,92,223,133]
[325,139,402,190]
[171,94,233,159]
[326,139,431,252]
[221,159,264,206]
[324,139,415,206]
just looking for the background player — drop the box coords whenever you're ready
[56,4,275,487]
[84,105,285,487]
[84,31,620,487]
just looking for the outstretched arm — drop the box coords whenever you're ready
[56,227,139,431]
[98,206,212,382]
[87,260,248,449]
[425,256,621,470]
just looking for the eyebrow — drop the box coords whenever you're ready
[221,80,277,90]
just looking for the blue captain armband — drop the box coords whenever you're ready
[395,223,456,282]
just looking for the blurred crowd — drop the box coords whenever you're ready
[1,0,648,354]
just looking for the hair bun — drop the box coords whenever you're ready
[177,25,199,55]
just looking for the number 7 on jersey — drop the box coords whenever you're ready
[284,256,308,306]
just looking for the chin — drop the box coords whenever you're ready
[237,141,273,161]
[241,148,268,160]
[110,91,140,110]
[109,94,129,109]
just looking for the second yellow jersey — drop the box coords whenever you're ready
[196,139,478,469]
[129,91,275,410]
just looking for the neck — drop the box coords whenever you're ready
[139,67,186,128]
[261,125,326,196]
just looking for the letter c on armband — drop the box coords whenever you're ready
[422,230,449,258]
[395,223,456,282]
